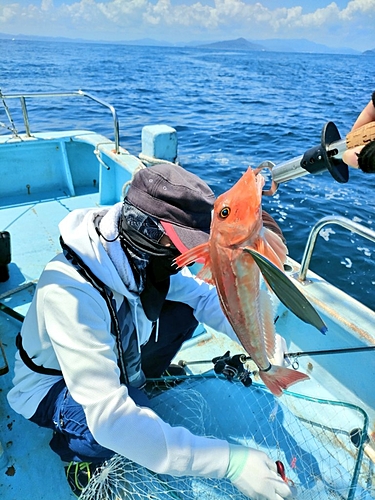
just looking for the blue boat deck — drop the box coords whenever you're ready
[0,192,100,293]
[0,187,105,498]
[0,122,138,498]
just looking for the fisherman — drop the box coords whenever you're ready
[7,163,292,500]
[342,91,375,172]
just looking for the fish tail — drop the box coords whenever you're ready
[259,365,309,397]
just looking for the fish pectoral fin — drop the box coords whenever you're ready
[259,289,276,359]
[175,243,210,268]
[175,243,215,285]
[263,227,288,266]
[196,264,214,285]
[243,248,327,334]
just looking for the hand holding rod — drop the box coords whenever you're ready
[257,121,375,195]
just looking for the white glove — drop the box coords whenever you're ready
[226,444,293,500]
[269,333,288,367]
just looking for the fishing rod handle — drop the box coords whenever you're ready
[262,121,375,194]
[346,121,375,149]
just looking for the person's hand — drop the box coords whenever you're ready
[342,92,375,172]
[226,444,293,499]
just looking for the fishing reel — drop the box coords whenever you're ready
[212,351,253,387]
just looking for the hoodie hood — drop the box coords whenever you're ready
[58,205,135,300]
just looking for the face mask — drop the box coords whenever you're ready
[135,259,168,321]
[148,254,179,281]
[140,253,181,322]
[118,200,181,320]
[119,200,174,257]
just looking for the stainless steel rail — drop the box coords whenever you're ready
[299,216,375,282]
[1,90,121,153]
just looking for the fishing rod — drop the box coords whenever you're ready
[256,120,375,195]
[285,345,375,358]
[178,344,375,385]
[284,345,375,370]
[178,345,375,367]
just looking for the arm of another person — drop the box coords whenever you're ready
[342,91,375,172]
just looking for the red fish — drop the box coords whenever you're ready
[176,168,317,396]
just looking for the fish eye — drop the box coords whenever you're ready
[220,207,231,218]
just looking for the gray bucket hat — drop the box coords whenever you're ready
[125,164,215,252]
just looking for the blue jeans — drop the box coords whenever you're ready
[29,301,198,463]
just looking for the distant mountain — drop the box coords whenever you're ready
[0,32,100,44]
[363,48,375,55]
[0,32,176,47]
[0,32,365,55]
[197,37,359,55]
[252,38,359,55]
[119,38,174,47]
[198,37,265,51]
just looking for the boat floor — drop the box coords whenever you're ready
[0,193,102,498]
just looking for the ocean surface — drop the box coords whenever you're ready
[1,39,375,309]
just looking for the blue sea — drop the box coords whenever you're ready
[1,39,375,309]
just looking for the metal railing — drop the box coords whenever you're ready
[298,215,375,282]
[0,90,121,153]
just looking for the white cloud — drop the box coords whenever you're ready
[41,0,53,11]
[143,0,219,28]
[342,0,375,18]
[0,8,10,23]
[0,0,374,50]
[0,4,21,23]
[271,3,339,29]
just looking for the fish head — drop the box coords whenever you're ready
[212,168,264,246]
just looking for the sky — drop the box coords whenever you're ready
[0,0,374,51]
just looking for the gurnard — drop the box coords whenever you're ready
[176,168,326,396]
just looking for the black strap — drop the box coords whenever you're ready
[16,237,129,384]
[59,237,129,385]
[16,332,63,376]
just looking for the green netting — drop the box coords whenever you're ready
[80,375,374,500]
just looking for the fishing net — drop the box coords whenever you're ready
[80,374,374,500]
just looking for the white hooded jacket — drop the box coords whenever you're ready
[7,203,238,478]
